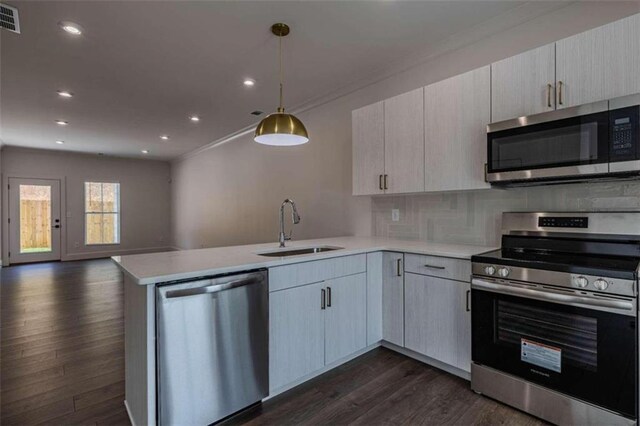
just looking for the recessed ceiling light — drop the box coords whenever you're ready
[59,21,83,35]
[55,140,65,145]
[160,135,169,140]
[55,120,69,126]
[189,115,200,122]
[57,90,73,98]
[141,150,149,154]
[243,79,256,87]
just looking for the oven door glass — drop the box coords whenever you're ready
[488,111,609,173]
[472,289,637,419]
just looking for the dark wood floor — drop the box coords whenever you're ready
[227,347,546,426]
[2,259,545,426]
[1,259,129,426]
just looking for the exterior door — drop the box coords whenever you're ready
[8,178,61,264]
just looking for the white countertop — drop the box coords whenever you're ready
[112,236,496,285]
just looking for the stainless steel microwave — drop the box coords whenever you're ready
[486,94,640,185]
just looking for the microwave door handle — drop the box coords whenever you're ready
[471,278,635,314]
[164,277,262,299]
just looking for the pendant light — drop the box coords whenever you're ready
[254,23,309,146]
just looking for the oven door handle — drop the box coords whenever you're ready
[471,278,636,316]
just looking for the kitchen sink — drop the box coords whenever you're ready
[257,246,344,257]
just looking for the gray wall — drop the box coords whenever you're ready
[2,147,172,263]
[171,2,640,250]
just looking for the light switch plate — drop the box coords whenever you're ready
[392,209,400,222]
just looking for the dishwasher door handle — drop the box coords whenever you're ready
[165,276,263,299]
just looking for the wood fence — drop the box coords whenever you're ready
[20,200,51,252]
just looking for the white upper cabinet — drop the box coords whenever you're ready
[556,13,640,108]
[384,88,425,194]
[352,102,385,196]
[491,43,556,122]
[424,66,491,192]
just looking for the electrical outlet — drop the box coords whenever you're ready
[74,241,80,248]
[392,209,400,222]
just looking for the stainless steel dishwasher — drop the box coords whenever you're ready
[156,269,269,425]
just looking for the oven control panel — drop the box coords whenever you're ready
[471,262,635,298]
[538,216,588,228]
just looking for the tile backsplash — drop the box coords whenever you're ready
[372,181,640,247]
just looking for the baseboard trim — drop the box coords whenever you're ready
[124,400,137,426]
[381,341,471,381]
[63,246,174,261]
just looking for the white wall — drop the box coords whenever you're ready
[2,147,171,264]
[171,2,640,250]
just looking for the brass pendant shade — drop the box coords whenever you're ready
[254,23,309,146]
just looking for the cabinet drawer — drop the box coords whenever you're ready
[269,254,367,292]
[404,253,470,282]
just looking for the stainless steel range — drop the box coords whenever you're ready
[471,212,640,426]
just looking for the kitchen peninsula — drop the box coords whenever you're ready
[114,236,495,426]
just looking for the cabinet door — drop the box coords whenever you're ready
[405,273,471,372]
[382,252,404,347]
[366,252,383,345]
[384,88,425,194]
[556,14,640,108]
[352,102,385,196]
[491,43,556,121]
[325,273,367,365]
[269,282,325,391]
[424,66,491,192]
[456,280,471,373]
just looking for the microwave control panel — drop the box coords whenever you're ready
[610,105,639,160]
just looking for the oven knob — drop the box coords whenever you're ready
[484,265,496,275]
[594,279,609,291]
[574,276,589,288]
[498,267,510,278]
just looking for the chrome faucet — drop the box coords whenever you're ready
[279,199,301,248]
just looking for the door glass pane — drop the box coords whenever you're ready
[19,185,52,253]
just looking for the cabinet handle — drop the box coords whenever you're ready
[558,81,563,105]
[321,289,326,310]
[396,258,402,277]
[379,174,383,191]
[423,264,446,270]
[384,174,389,190]
[327,286,332,307]
[546,83,552,108]
[466,290,471,312]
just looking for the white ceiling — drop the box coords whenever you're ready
[1,0,566,160]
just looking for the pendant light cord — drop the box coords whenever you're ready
[278,34,284,112]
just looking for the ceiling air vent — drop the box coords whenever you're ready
[0,3,20,34]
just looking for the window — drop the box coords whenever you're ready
[85,182,120,245]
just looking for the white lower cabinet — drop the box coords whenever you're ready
[269,269,367,392]
[382,252,404,347]
[324,273,367,365]
[269,281,326,391]
[404,272,471,373]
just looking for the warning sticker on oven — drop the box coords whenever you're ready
[521,339,561,373]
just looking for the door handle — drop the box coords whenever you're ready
[466,290,470,312]
[326,286,332,307]
[557,81,563,105]
[54,225,60,229]
[378,174,383,191]
[396,258,402,277]
[321,288,326,310]
[383,174,389,190]
[423,264,446,270]
[546,83,553,108]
